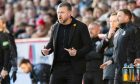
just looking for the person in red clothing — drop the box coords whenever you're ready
[32,19,48,38]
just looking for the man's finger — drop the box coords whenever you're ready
[42,48,51,52]
[65,48,71,52]
[100,64,107,69]
[47,48,51,51]
[72,47,75,50]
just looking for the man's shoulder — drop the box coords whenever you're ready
[52,21,59,27]
[128,22,139,29]
[126,23,140,34]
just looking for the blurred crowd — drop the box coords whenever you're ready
[0,0,140,39]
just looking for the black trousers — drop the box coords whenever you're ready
[104,79,114,84]
[49,64,83,84]
[83,71,104,84]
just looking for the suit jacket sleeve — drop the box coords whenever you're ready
[75,23,91,58]
[42,25,55,56]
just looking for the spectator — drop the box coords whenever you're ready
[50,0,61,9]
[71,0,87,12]
[20,0,28,10]
[93,7,104,20]
[84,7,94,18]
[19,58,51,84]
[136,0,140,7]
[13,2,23,13]
[5,3,15,33]
[18,24,35,39]
[97,2,109,14]
[13,22,26,38]
[119,0,128,10]
[33,0,40,15]
[32,19,48,38]
[111,0,119,12]
[127,0,137,12]
[82,16,94,26]
[71,4,79,18]
[25,0,35,10]
[40,0,50,10]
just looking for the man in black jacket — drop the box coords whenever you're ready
[83,22,104,84]
[100,9,140,84]
[41,2,91,84]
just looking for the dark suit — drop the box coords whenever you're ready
[44,17,91,84]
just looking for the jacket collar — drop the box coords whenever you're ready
[119,21,132,29]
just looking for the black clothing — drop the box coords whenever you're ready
[31,63,51,84]
[45,17,91,74]
[0,32,10,70]
[85,38,103,71]
[83,71,103,84]
[84,37,103,84]
[44,17,91,84]
[49,65,83,84]
[55,24,71,63]
[112,22,140,84]
[8,33,17,68]
[6,17,14,33]
[7,33,17,82]
[104,79,114,84]
[0,32,11,84]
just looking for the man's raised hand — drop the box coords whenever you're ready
[65,47,77,56]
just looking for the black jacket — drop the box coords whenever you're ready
[85,38,103,71]
[31,63,51,84]
[112,22,140,66]
[45,17,91,74]
[111,22,140,81]
[0,32,11,71]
